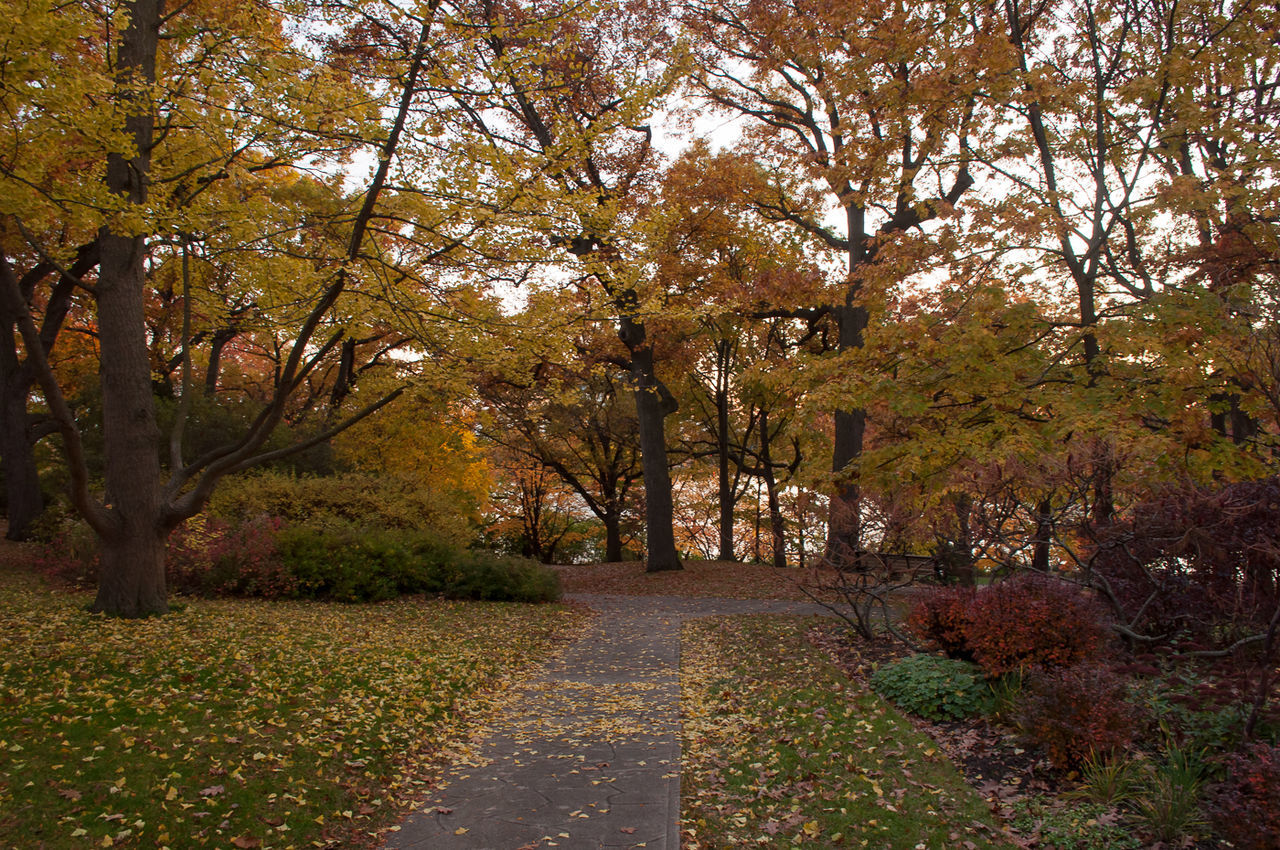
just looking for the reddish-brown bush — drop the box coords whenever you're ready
[1208,742,1280,850]
[967,573,1111,676]
[907,574,1111,676]
[1015,664,1140,770]
[906,586,977,659]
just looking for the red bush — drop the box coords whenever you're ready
[967,573,1111,676]
[1015,664,1140,770]
[906,586,977,660]
[167,515,292,598]
[908,574,1111,676]
[1208,743,1280,850]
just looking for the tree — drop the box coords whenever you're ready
[474,315,644,563]
[446,0,686,570]
[1,0,453,615]
[687,0,1012,559]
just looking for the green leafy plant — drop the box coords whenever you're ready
[1008,797,1141,850]
[869,653,993,721]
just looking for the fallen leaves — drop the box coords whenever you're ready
[679,615,1015,849]
[0,570,586,848]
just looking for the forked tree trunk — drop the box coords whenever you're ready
[759,409,787,569]
[620,316,682,573]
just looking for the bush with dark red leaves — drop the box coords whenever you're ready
[1207,742,1280,850]
[1015,663,1141,770]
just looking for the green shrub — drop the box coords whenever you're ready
[442,552,562,603]
[869,653,992,721]
[275,525,561,603]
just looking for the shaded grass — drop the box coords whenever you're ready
[0,569,586,848]
[680,615,1014,849]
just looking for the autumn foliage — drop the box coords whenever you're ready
[908,574,1112,676]
[1208,742,1280,850]
[1014,664,1140,770]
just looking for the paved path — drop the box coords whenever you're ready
[385,594,830,850]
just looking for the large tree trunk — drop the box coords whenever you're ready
[829,302,870,560]
[91,0,168,617]
[619,316,682,573]
[828,208,871,561]
[1031,497,1052,572]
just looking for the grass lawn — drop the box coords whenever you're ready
[0,568,586,849]
[680,615,1014,850]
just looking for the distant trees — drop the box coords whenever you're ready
[3,0,1278,609]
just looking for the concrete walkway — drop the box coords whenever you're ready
[384,594,830,850]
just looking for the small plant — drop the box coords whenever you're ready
[987,671,1025,721]
[1008,796,1141,850]
[869,653,992,721]
[1206,742,1280,850]
[1129,746,1207,843]
[1071,752,1143,805]
[1015,664,1140,770]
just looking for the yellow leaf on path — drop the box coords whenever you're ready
[454,827,468,835]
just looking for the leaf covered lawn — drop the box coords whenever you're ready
[680,615,1014,849]
[0,570,585,848]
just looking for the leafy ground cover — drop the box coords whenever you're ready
[680,614,1014,849]
[554,560,838,600]
[0,567,586,849]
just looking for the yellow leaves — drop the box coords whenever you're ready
[0,570,586,848]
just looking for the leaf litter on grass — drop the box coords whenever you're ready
[0,570,587,849]
[680,615,1015,849]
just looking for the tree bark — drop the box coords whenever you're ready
[91,0,167,617]
[0,377,42,540]
[619,315,682,572]
[714,339,736,561]
[759,409,787,569]
[602,510,624,562]
[1031,497,1052,572]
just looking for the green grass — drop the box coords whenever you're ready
[680,615,1014,849]
[0,570,585,848]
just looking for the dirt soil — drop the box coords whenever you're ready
[553,559,842,601]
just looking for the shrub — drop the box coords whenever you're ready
[1015,664,1140,770]
[905,586,976,660]
[907,574,1111,676]
[442,552,562,603]
[275,525,561,603]
[869,653,992,721]
[1207,742,1280,850]
[30,521,99,588]
[167,516,293,598]
[966,573,1111,676]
